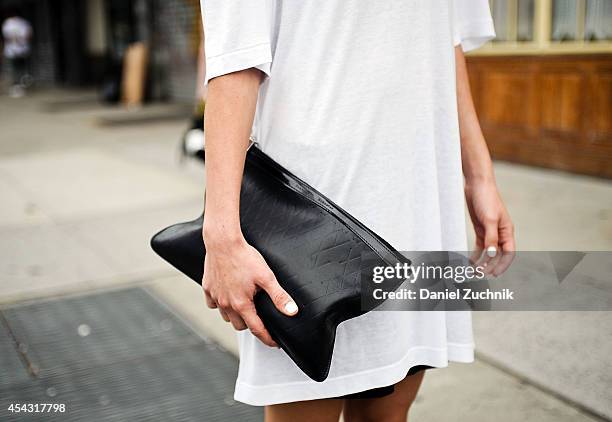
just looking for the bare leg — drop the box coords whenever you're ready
[265,398,344,422]
[343,370,425,422]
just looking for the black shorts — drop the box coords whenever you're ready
[340,365,432,399]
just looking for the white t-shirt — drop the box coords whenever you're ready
[2,17,32,59]
[201,0,495,406]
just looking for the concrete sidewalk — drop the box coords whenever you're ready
[0,90,610,421]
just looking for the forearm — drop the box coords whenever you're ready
[455,46,494,184]
[202,69,262,244]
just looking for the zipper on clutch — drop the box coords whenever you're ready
[248,135,259,150]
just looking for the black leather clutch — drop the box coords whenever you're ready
[150,145,410,381]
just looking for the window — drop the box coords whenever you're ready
[552,0,612,41]
[490,0,535,42]
[518,0,536,41]
[482,0,612,54]
[585,0,612,41]
[551,0,578,41]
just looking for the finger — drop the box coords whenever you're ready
[470,226,485,264]
[477,221,499,271]
[494,234,516,277]
[485,251,502,277]
[237,303,278,347]
[218,308,230,323]
[494,250,515,277]
[204,291,217,309]
[470,246,484,265]
[258,274,298,316]
[226,310,247,331]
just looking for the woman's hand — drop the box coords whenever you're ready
[465,179,515,276]
[202,229,298,348]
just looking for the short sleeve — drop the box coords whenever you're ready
[452,0,496,52]
[201,0,274,84]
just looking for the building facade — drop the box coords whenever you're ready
[2,0,610,177]
[467,0,612,177]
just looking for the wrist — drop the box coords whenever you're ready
[463,157,495,186]
[460,133,495,185]
[464,170,495,186]
[202,218,244,249]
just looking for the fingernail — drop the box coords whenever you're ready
[486,246,497,258]
[284,301,298,315]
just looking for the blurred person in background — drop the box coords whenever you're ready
[181,37,207,160]
[2,8,32,98]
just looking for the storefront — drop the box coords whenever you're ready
[467,0,612,178]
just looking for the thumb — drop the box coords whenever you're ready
[484,220,499,257]
[259,275,299,316]
[479,219,499,269]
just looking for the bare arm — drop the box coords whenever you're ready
[202,69,298,347]
[203,69,259,239]
[455,46,515,275]
[456,47,494,183]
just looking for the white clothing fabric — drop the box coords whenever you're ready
[2,17,32,59]
[201,0,495,406]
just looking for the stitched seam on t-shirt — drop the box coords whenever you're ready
[207,42,271,60]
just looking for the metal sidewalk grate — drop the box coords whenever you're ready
[0,322,31,389]
[0,287,262,421]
